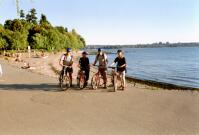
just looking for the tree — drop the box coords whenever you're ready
[4,20,13,30]
[10,31,28,50]
[55,26,66,34]
[0,36,6,49]
[1,8,86,51]
[26,8,37,24]
[39,14,49,24]
[11,19,23,32]
[20,10,25,19]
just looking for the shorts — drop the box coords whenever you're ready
[62,67,73,75]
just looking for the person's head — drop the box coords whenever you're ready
[66,48,72,55]
[82,51,88,58]
[117,50,123,58]
[98,48,103,55]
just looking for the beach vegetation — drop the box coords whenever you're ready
[0,8,86,52]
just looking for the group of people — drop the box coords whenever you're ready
[59,48,127,90]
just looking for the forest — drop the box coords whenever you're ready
[0,8,86,52]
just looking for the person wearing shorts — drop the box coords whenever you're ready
[111,50,127,90]
[93,48,108,89]
[59,48,73,86]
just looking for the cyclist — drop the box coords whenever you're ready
[59,48,73,86]
[111,50,127,90]
[78,51,90,87]
[93,48,108,89]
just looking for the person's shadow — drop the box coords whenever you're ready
[0,83,112,92]
[0,83,60,92]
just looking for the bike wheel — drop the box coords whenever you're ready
[60,76,70,90]
[77,77,80,87]
[91,74,99,90]
[113,75,117,92]
[65,76,71,90]
[59,74,65,90]
[79,75,85,89]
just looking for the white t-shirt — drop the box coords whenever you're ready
[60,54,73,66]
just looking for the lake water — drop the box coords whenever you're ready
[88,47,199,88]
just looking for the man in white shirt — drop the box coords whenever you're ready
[93,48,108,89]
[59,48,73,86]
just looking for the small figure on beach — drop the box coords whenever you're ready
[59,48,74,86]
[110,50,127,90]
[77,51,90,88]
[93,48,108,89]
[41,50,48,59]
[21,62,36,70]
[15,53,23,62]
[21,62,30,69]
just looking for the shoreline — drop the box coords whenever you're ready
[1,51,198,91]
[125,75,199,91]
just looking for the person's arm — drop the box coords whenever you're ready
[104,53,108,64]
[88,58,91,69]
[110,62,115,66]
[119,64,126,68]
[93,55,98,66]
[110,58,117,66]
[70,55,74,66]
[78,58,81,68]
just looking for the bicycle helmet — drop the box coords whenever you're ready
[98,48,102,52]
[82,51,88,55]
[66,48,72,52]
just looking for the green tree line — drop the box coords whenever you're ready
[0,8,86,51]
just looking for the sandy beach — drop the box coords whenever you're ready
[0,53,199,135]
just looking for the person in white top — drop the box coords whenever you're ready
[93,48,108,89]
[59,48,74,86]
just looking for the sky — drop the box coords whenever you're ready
[0,0,198,45]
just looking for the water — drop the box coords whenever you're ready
[88,47,199,88]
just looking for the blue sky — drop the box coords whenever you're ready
[0,0,198,44]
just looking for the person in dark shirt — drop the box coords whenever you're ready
[111,50,127,90]
[78,51,90,87]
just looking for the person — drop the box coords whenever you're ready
[59,48,74,86]
[93,48,108,89]
[111,50,127,90]
[78,51,90,87]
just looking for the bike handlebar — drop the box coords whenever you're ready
[108,66,117,69]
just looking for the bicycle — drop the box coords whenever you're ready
[59,66,71,90]
[77,70,86,89]
[108,66,125,91]
[91,66,104,90]
[108,66,118,91]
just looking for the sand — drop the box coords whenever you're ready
[0,53,199,135]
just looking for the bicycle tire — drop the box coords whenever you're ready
[113,75,117,92]
[79,75,85,89]
[91,74,99,90]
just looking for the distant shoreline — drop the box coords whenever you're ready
[86,42,199,49]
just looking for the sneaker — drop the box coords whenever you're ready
[83,82,88,88]
[103,84,108,89]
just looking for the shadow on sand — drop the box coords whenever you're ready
[0,83,111,92]
[0,83,61,92]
